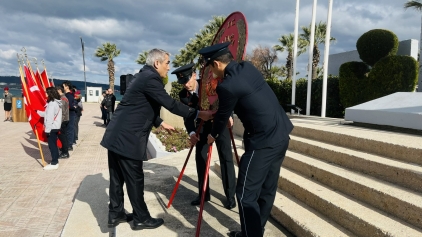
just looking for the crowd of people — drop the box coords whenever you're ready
[40,81,84,170]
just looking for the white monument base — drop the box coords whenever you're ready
[345,92,422,130]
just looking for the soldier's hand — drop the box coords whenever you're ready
[207,134,215,144]
[189,133,200,146]
[198,110,215,121]
[161,122,175,134]
[227,117,234,128]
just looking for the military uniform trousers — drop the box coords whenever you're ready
[108,150,151,223]
[195,125,236,201]
[236,140,289,237]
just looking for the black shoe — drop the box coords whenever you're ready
[224,198,236,210]
[108,213,133,228]
[228,230,242,237]
[191,196,210,206]
[59,153,70,159]
[68,147,73,151]
[131,217,164,230]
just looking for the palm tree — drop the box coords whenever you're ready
[300,22,336,80]
[274,33,307,80]
[404,0,422,91]
[95,42,121,91]
[173,15,225,70]
[136,51,148,65]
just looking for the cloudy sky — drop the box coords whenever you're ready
[0,0,420,85]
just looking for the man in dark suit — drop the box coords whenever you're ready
[199,42,294,237]
[100,49,213,231]
[171,63,236,209]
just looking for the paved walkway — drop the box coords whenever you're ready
[0,103,291,237]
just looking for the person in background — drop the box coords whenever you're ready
[3,87,13,121]
[98,91,107,126]
[37,87,62,170]
[102,88,116,126]
[63,81,76,151]
[56,85,70,159]
[74,91,83,142]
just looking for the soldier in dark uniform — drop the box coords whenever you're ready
[100,49,213,231]
[171,63,236,209]
[199,42,294,237]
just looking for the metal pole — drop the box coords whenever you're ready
[418,15,422,92]
[321,0,333,117]
[292,0,300,114]
[80,37,87,102]
[306,0,318,115]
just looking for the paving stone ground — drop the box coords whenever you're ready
[0,103,292,237]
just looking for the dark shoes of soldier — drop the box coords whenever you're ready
[191,196,210,206]
[59,153,70,159]
[108,213,133,228]
[131,217,164,230]
[228,230,243,237]
[224,198,236,210]
[68,147,73,151]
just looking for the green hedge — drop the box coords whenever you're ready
[170,81,184,101]
[356,29,398,66]
[339,61,370,108]
[366,55,418,101]
[267,77,344,118]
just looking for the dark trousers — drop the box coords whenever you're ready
[67,112,75,147]
[47,131,59,165]
[195,126,235,201]
[215,127,236,200]
[236,140,289,237]
[101,107,107,124]
[58,121,69,153]
[108,150,151,223]
[74,116,81,141]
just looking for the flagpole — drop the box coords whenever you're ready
[32,57,47,91]
[321,0,333,117]
[17,54,46,167]
[291,0,300,114]
[80,37,87,102]
[306,0,318,115]
[41,59,53,87]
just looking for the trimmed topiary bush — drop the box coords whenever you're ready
[366,55,418,101]
[339,62,370,108]
[170,81,184,101]
[356,29,398,67]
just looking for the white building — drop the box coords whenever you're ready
[86,87,102,103]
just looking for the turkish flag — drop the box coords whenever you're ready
[40,70,51,88]
[35,71,46,95]
[23,66,48,142]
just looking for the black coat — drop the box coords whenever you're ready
[211,61,294,151]
[101,65,197,160]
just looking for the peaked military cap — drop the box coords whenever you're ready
[171,63,196,84]
[198,42,231,66]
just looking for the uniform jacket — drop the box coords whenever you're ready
[178,80,212,134]
[100,65,197,160]
[38,99,62,133]
[102,94,116,112]
[211,61,294,151]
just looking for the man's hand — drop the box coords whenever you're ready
[189,133,200,146]
[160,122,175,134]
[227,117,234,128]
[207,134,215,144]
[198,110,215,121]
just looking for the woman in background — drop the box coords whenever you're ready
[38,87,62,170]
[3,87,13,121]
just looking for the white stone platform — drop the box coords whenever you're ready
[345,92,422,130]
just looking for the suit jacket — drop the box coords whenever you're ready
[101,65,197,160]
[178,80,212,134]
[211,61,294,151]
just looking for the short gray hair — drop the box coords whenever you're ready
[146,49,170,66]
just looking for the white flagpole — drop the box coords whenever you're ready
[292,0,300,114]
[306,0,318,115]
[321,0,333,117]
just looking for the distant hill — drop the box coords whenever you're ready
[0,76,119,91]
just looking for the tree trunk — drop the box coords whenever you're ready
[312,45,320,80]
[108,60,115,91]
[286,52,293,80]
